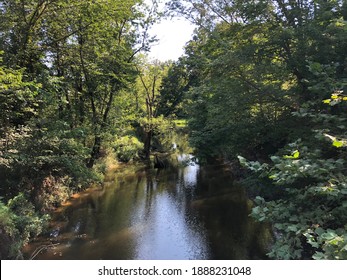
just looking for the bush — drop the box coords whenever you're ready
[0,194,49,259]
[113,136,143,162]
[239,135,347,259]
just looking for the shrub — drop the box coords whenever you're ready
[239,135,347,259]
[113,136,143,162]
[0,194,49,259]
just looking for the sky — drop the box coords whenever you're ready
[146,3,195,61]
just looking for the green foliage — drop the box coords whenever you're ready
[0,0,156,197]
[0,194,49,259]
[157,61,189,118]
[113,136,144,162]
[0,200,15,259]
[7,193,49,244]
[34,176,72,213]
[304,228,347,260]
[139,115,175,150]
[133,59,180,158]
[1,119,100,203]
[173,0,347,260]
[0,0,171,259]
[239,107,347,259]
[172,0,347,162]
[0,59,40,130]
[0,200,15,237]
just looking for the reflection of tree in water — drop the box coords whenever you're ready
[144,168,155,219]
[191,163,272,259]
[25,138,272,259]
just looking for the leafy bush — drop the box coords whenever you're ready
[1,122,101,201]
[113,136,143,162]
[0,200,15,259]
[33,175,72,213]
[0,194,49,259]
[239,133,347,259]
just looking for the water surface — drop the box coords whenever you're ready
[25,154,271,259]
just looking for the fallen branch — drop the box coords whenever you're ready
[30,243,60,260]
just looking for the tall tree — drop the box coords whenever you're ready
[157,60,190,118]
[136,59,169,159]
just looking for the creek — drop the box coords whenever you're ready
[25,142,272,260]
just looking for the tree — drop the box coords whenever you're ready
[135,59,170,159]
[0,0,53,72]
[157,60,190,118]
[169,0,347,160]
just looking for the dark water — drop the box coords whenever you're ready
[25,154,272,260]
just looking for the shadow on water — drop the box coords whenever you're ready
[24,150,272,260]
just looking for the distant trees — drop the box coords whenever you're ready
[157,61,190,118]
[134,59,184,160]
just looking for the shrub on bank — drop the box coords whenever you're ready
[113,136,143,162]
[0,194,49,259]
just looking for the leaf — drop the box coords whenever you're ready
[252,206,261,215]
[237,155,247,165]
[283,150,300,159]
[287,225,298,232]
[292,150,300,158]
[312,252,325,260]
[321,231,337,240]
[274,223,284,230]
[324,134,346,148]
[258,216,266,222]
[309,241,319,248]
[333,140,344,148]
[315,227,325,235]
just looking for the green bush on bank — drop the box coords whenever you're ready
[239,119,347,259]
[0,194,49,259]
[113,136,143,162]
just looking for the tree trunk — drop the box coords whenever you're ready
[143,129,152,160]
[87,135,101,168]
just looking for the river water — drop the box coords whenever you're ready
[25,153,272,260]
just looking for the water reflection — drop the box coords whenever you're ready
[132,161,209,259]
[25,155,271,260]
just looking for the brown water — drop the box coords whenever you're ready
[25,154,272,260]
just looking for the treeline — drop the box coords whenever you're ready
[0,0,184,259]
[170,0,347,259]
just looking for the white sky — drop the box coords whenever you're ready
[146,2,195,61]
[148,18,195,61]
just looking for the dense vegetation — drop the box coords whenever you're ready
[1,0,347,260]
[0,0,176,259]
[169,0,347,259]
